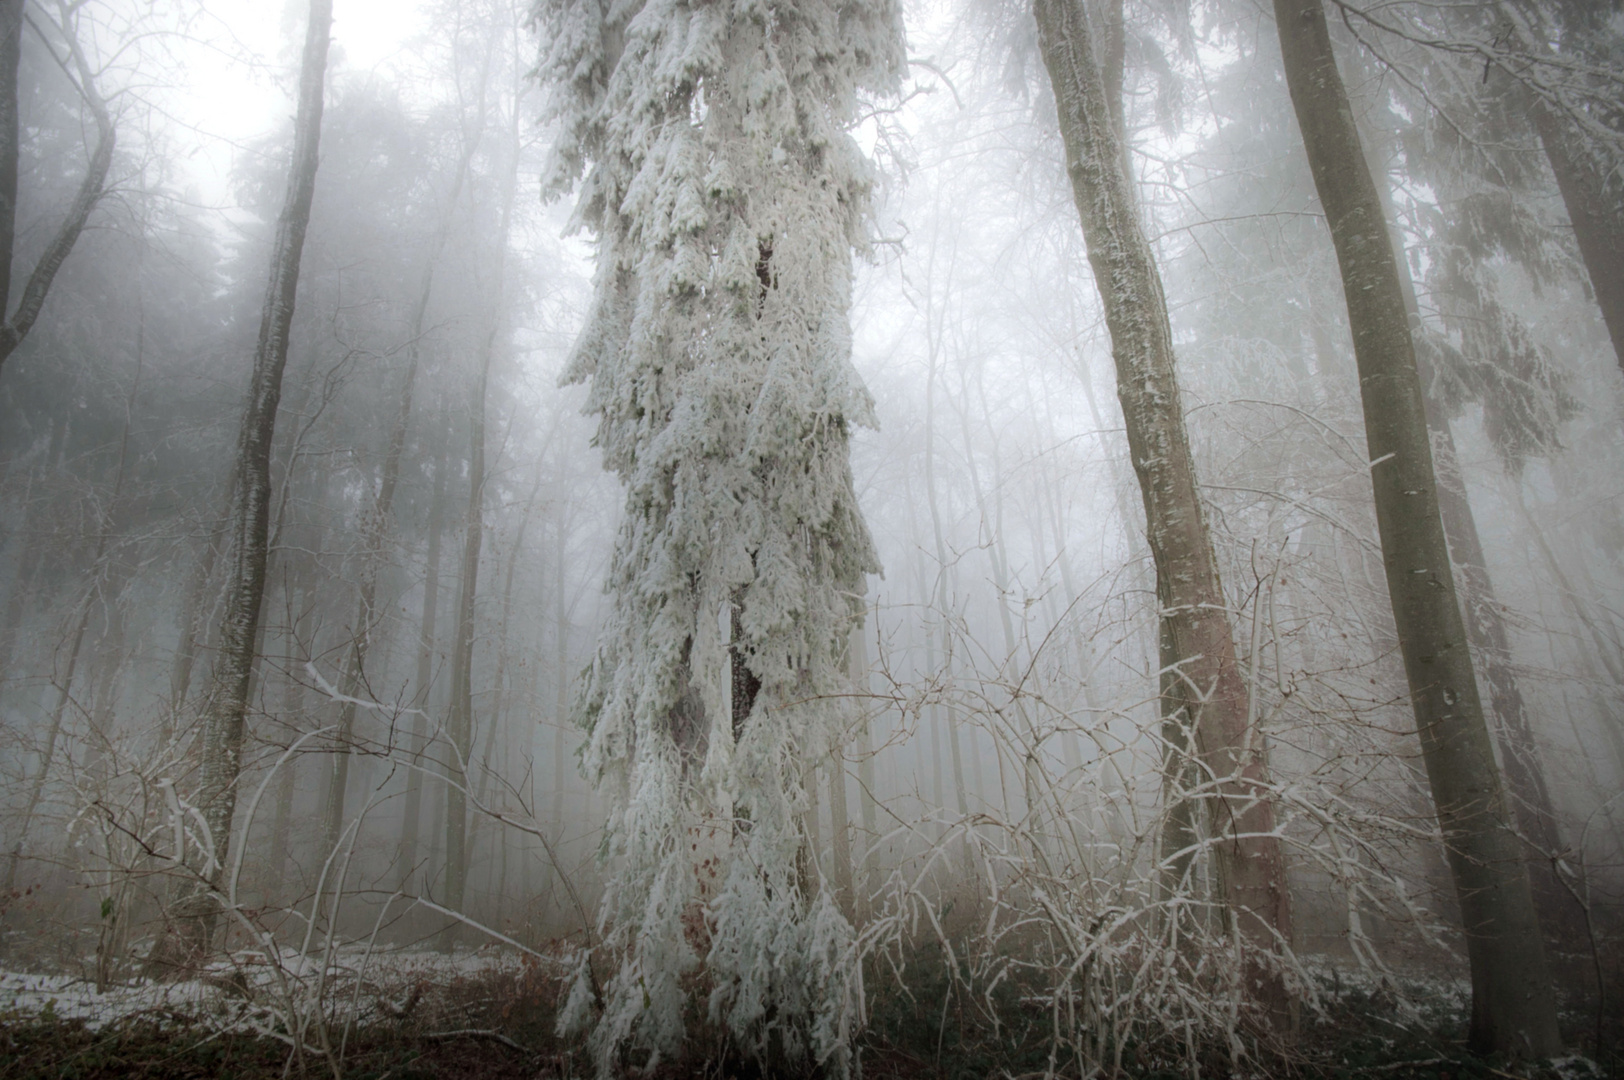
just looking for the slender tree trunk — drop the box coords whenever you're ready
[1272,0,1560,1054]
[399,401,451,893]
[0,2,114,374]
[1034,0,1294,1022]
[6,334,140,888]
[441,386,484,943]
[848,616,879,918]
[0,0,19,316]
[1356,138,1583,949]
[441,106,520,945]
[1487,3,1624,372]
[153,0,333,968]
[322,70,485,859]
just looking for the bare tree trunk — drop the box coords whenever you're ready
[151,0,333,969]
[322,64,486,858]
[1487,2,1624,372]
[0,2,114,374]
[441,391,484,944]
[5,328,141,888]
[1352,134,1585,949]
[0,0,19,316]
[1034,0,1294,1023]
[441,103,520,946]
[1272,0,1560,1055]
[848,616,879,919]
[399,400,451,893]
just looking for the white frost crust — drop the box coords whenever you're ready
[532,0,902,1073]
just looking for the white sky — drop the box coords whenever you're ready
[143,0,433,218]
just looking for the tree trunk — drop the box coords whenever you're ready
[154,0,332,968]
[1033,0,1295,1023]
[1488,1,1624,373]
[1271,0,1560,1055]
[399,400,451,893]
[1358,136,1583,950]
[0,2,114,374]
[441,107,519,945]
[322,68,485,859]
[0,0,20,316]
[848,616,879,918]
[1532,111,1624,374]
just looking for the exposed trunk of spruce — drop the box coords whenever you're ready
[922,341,970,822]
[170,492,232,721]
[848,616,880,918]
[1537,115,1624,373]
[1487,3,1624,373]
[826,735,855,921]
[152,0,332,968]
[1365,155,1583,952]
[1034,0,1294,1022]
[547,507,572,915]
[6,342,139,888]
[0,2,114,374]
[322,75,483,860]
[399,400,451,893]
[1271,0,1560,1055]
[267,619,307,888]
[440,113,519,947]
[0,0,19,315]
[464,462,545,895]
[441,335,490,947]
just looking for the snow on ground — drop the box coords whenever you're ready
[0,945,545,1030]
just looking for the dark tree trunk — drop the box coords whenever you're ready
[0,3,114,374]
[322,87,484,857]
[440,104,519,945]
[1272,0,1560,1055]
[151,0,333,969]
[0,0,20,315]
[1033,0,1295,1024]
[1535,112,1624,374]
[399,401,451,893]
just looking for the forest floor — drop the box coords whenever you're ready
[0,947,1616,1080]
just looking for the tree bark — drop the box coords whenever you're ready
[1033,0,1295,1023]
[322,68,485,858]
[0,2,114,374]
[1271,0,1560,1055]
[1531,106,1624,373]
[1489,1,1624,374]
[399,400,451,893]
[155,0,333,967]
[440,104,519,945]
[0,0,20,315]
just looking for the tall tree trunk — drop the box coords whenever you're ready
[0,2,114,375]
[1272,0,1560,1055]
[322,67,485,859]
[441,105,519,944]
[441,344,490,944]
[154,0,333,967]
[0,0,19,316]
[398,400,451,893]
[1488,2,1624,373]
[848,615,880,918]
[1033,0,1294,1022]
[1366,156,1582,950]
[6,328,140,887]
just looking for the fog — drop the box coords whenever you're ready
[0,0,1620,1071]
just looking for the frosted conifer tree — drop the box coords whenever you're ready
[533,0,903,1072]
